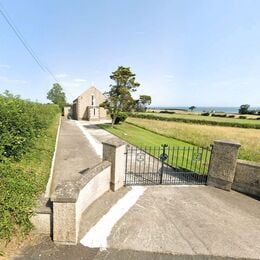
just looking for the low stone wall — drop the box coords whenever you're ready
[207,140,260,199]
[51,161,111,245]
[232,160,260,198]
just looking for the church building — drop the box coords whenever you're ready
[72,86,107,120]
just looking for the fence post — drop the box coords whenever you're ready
[207,140,240,191]
[102,139,126,191]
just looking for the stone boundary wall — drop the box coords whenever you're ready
[232,160,260,198]
[51,161,111,245]
[207,139,260,199]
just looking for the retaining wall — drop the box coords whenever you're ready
[51,161,111,244]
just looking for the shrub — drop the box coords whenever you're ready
[114,112,128,124]
[0,95,59,161]
[211,113,227,118]
[239,116,247,119]
[159,110,175,114]
[228,115,235,118]
[201,112,210,116]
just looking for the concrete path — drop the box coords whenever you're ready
[16,186,260,259]
[78,186,260,260]
[77,119,114,143]
[50,118,102,194]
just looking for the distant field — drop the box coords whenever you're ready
[130,112,260,129]
[126,118,260,162]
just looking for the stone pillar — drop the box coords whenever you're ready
[207,140,240,191]
[102,139,126,191]
[51,182,79,245]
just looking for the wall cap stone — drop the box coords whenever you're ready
[77,161,111,189]
[237,159,260,168]
[51,161,111,203]
[102,138,126,147]
[214,139,241,147]
[51,182,79,203]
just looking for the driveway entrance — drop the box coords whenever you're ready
[125,144,212,185]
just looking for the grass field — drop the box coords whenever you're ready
[131,112,260,129]
[125,118,260,162]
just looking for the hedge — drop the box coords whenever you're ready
[0,94,60,243]
[127,113,260,129]
[0,95,59,161]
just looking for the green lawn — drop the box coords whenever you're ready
[100,123,211,173]
[100,122,195,148]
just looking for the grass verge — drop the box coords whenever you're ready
[0,114,60,252]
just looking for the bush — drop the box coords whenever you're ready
[239,116,247,119]
[228,115,235,118]
[159,110,175,114]
[0,95,59,161]
[201,112,210,116]
[211,113,227,117]
[113,112,128,124]
[256,117,260,120]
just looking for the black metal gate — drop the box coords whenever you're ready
[125,144,212,185]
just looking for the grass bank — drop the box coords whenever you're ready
[0,114,60,251]
[126,118,260,162]
[129,112,260,129]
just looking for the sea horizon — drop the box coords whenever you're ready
[150,106,260,114]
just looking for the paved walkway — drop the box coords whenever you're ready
[50,118,102,194]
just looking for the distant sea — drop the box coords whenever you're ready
[151,106,260,114]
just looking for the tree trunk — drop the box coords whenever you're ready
[111,115,116,128]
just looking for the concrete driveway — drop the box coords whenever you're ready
[16,186,260,259]
[79,186,260,259]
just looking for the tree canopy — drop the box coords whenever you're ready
[47,83,66,110]
[135,95,152,111]
[239,104,250,114]
[101,66,140,127]
[189,106,196,111]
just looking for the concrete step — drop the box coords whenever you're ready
[31,194,52,235]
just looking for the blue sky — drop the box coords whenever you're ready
[0,0,259,107]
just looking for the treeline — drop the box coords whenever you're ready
[0,93,60,243]
[128,113,260,129]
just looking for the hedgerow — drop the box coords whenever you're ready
[0,94,60,244]
[128,113,260,129]
[0,94,59,160]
